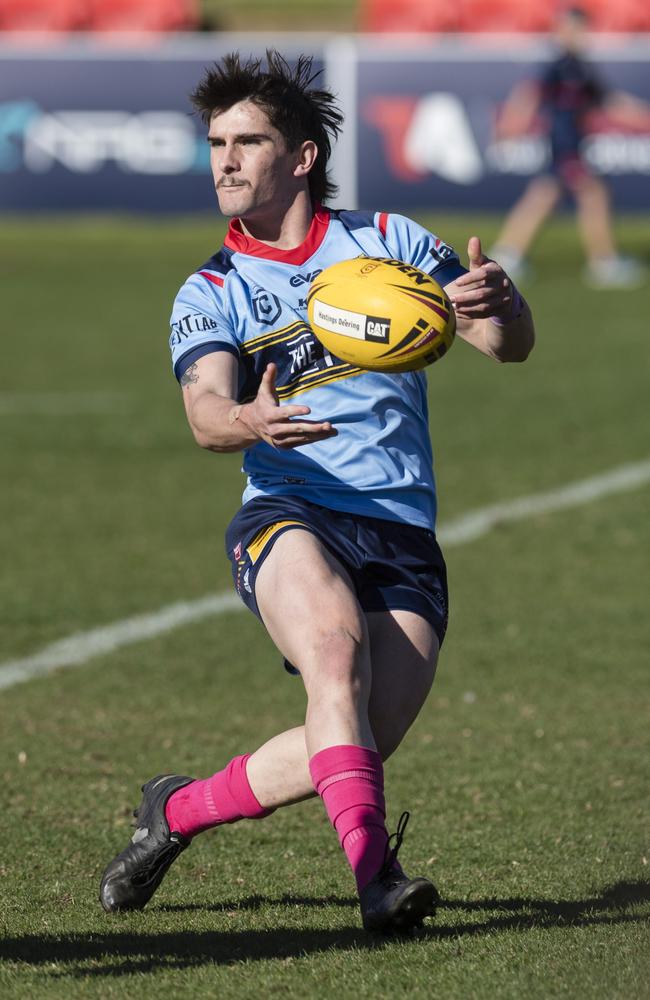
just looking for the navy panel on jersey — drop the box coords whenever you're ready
[333,208,377,232]
[197,246,236,276]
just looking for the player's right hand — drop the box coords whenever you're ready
[241,364,338,449]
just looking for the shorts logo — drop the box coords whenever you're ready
[252,288,282,325]
[233,540,242,561]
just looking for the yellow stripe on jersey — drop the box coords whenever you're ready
[276,365,364,400]
[246,519,306,564]
[240,322,309,356]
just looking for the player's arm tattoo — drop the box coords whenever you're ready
[180,363,199,387]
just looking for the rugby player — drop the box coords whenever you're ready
[100,51,534,932]
[491,5,649,288]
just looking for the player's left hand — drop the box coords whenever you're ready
[448,237,516,321]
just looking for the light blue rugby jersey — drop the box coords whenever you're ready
[169,207,466,530]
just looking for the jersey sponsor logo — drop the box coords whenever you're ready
[236,318,360,403]
[429,237,454,263]
[252,288,282,325]
[170,312,218,346]
[288,336,320,374]
[289,268,323,287]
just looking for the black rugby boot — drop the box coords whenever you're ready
[99,773,194,913]
[359,812,439,933]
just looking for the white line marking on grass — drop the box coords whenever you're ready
[437,458,650,546]
[1,458,649,692]
[0,593,243,692]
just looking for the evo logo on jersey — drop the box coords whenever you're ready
[289,269,322,288]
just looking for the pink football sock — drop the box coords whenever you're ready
[309,744,392,892]
[165,754,272,839]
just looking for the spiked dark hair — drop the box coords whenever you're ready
[190,50,344,205]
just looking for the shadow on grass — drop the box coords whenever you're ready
[154,892,359,913]
[1,880,648,977]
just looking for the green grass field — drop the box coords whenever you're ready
[0,213,649,998]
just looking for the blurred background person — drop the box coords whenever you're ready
[490,5,650,288]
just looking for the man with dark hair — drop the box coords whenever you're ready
[100,51,534,933]
[191,52,343,206]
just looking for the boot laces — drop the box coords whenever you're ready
[377,810,410,883]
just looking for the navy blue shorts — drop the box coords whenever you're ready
[225,495,449,651]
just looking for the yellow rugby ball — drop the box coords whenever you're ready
[307,257,455,373]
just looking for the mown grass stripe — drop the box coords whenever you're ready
[1,457,649,692]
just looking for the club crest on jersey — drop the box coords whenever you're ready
[252,288,282,325]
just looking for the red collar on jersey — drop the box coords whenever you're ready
[224,205,330,264]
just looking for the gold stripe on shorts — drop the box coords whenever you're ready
[246,519,306,564]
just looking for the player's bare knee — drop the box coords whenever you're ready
[300,625,369,694]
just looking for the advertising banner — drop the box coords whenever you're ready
[1,37,649,212]
[0,40,324,212]
[356,41,650,211]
